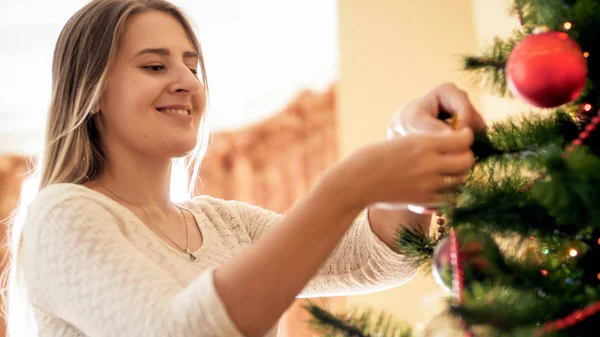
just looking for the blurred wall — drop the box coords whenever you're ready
[336,0,485,331]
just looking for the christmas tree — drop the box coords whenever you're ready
[307,1,600,336]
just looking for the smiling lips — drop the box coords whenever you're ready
[157,108,189,116]
[156,104,192,116]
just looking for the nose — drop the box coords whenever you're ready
[168,63,202,95]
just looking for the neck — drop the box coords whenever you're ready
[95,152,175,213]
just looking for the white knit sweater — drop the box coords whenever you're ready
[20,183,417,337]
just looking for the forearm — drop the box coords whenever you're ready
[367,207,432,250]
[213,174,363,337]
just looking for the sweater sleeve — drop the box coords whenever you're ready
[20,185,246,337]
[224,199,418,298]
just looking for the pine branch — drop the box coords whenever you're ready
[469,113,573,182]
[511,0,527,26]
[512,0,572,28]
[395,224,438,271]
[461,30,529,97]
[305,304,368,337]
[450,283,600,336]
[451,174,561,237]
[305,303,413,337]
[457,109,579,162]
[451,286,550,329]
[463,56,506,71]
[467,111,580,184]
[481,110,578,153]
[532,146,600,227]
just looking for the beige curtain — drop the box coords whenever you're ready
[196,85,345,336]
[198,86,337,212]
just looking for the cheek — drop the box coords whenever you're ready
[128,79,164,112]
[193,91,207,121]
[101,75,165,139]
[104,71,163,114]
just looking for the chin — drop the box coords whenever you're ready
[163,140,199,158]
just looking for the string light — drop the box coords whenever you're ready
[597,273,600,280]
[583,103,592,112]
[583,52,590,58]
[563,22,572,30]
[541,270,549,276]
[569,248,578,257]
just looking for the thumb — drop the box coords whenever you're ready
[391,118,453,137]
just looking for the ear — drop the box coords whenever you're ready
[91,103,101,115]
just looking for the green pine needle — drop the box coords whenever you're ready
[394,224,438,271]
[461,29,529,97]
[305,303,413,337]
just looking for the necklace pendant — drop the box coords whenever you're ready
[185,249,197,261]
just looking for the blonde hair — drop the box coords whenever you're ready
[3,0,210,335]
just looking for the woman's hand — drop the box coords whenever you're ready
[329,127,475,210]
[363,83,484,247]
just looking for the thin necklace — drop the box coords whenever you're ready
[95,181,198,261]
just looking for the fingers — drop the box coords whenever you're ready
[424,127,474,154]
[411,115,455,133]
[431,174,468,193]
[388,98,456,137]
[428,83,487,131]
[437,150,474,175]
[424,128,476,175]
[468,111,487,131]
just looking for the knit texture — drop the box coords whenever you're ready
[20,183,417,337]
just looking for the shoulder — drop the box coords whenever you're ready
[186,195,278,217]
[187,194,260,212]
[23,183,125,231]
[29,183,114,212]
[32,182,107,202]
[186,194,232,209]
[184,195,242,222]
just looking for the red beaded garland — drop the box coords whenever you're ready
[536,301,600,335]
[582,306,595,316]
[564,316,576,326]
[567,109,600,149]
[449,229,474,337]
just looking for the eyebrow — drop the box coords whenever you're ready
[133,48,199,59]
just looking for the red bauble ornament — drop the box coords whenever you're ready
[506,31,588,108]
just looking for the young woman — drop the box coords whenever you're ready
[5,0,484,336]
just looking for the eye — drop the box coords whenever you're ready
[143,65,165,72]
[189,68,198,76]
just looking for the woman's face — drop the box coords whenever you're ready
[97,10,206,160]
